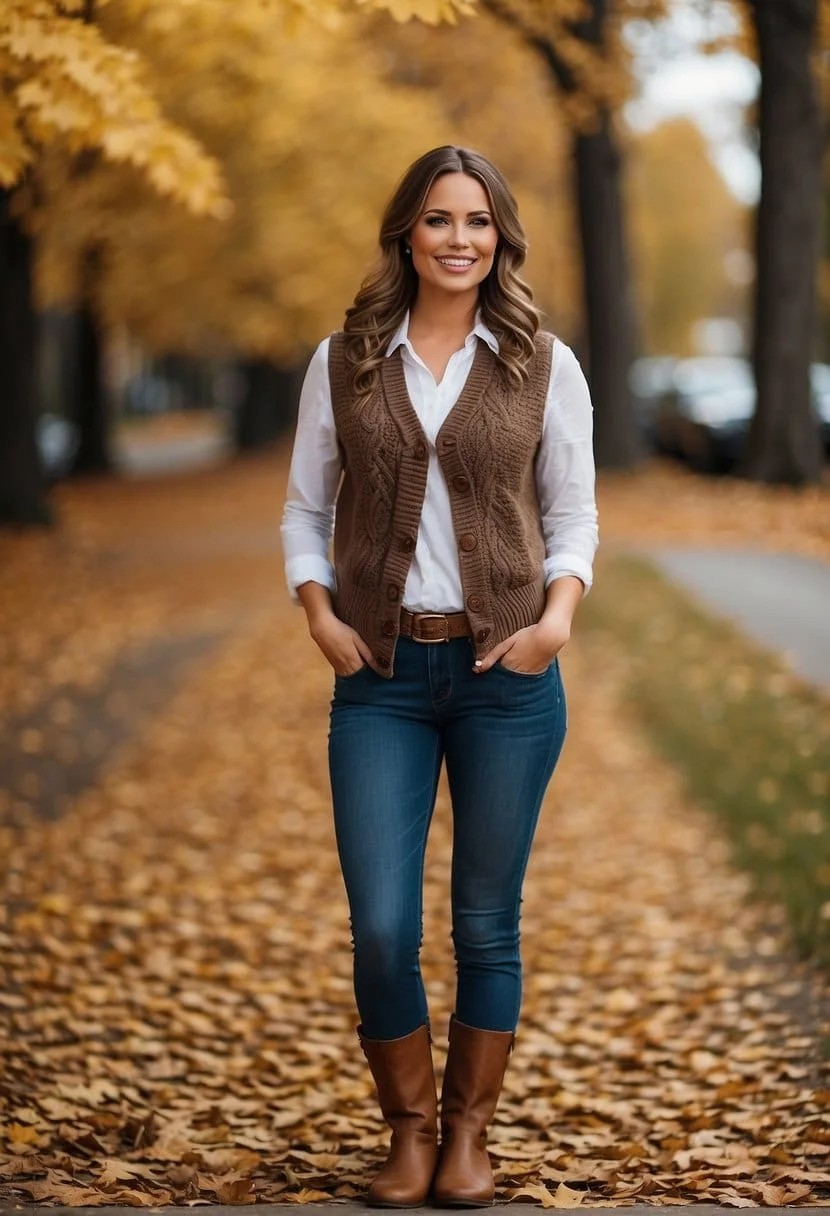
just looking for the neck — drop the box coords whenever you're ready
[408,285,479,337]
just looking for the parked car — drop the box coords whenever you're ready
[36,414,80,481]
[628,356,678,447]
[651,357,752,471]
[123,373,181,416]
[651,356,828,472]
[811,363,830,453]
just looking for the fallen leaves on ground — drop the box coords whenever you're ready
[598,459,830,561]
[0,451,828,1206]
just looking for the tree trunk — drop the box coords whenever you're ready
[574,116,643,469]
[0,190,52,525]
[68,251,112,475]
[234,360,300,451]
[821,152,830,359]
[480,0,643,470]
[741,0,822,483]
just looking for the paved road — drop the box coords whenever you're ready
[648,548,830,692]
[115,429,231,477]
[2,626,230,823]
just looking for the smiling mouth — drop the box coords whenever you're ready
[435,257,477,270]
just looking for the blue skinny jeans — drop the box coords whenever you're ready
[328,634,567,1041]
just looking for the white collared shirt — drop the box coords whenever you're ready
[280,312,599,612]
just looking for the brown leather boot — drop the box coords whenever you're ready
[432,1015,515,1208]
[358,1022,438,1208]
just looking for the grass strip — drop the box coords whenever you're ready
[581,553,830,964]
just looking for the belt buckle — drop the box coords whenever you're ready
[411,612,449,643]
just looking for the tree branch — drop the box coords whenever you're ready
[477,0,577,92]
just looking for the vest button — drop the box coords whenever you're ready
[476,628,491,643]
[401,534,416,552]
[453,475,470,493]
[382,619,398,637]
[413,442,427,460]
[387,584,401,601]
[466,594,483,613]
[441,436,456,449]
[377,655,391,669]
[460,533,477,552]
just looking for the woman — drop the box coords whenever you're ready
[281,145,598,1208]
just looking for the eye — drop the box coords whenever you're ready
[425,215,448,226]
[470,217,491,226]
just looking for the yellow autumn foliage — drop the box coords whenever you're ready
[1,0,224,210]
[0,0,471,210]
[372,8,581,333]
[471,0,828,120]
[361,0,475,19]
[30,4,458,357]
[626,118,748,355]
[463,0,673,131]
[10,0,822,364]
[33,2,582,359]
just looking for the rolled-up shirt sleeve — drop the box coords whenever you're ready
[280,337,342,600]
[535,340,599,595]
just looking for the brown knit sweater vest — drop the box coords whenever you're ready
[328,330,554,677]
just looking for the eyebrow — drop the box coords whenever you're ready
[423,208,492,216]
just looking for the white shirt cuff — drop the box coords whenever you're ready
[285,555,336,602]
[544,554,594,596]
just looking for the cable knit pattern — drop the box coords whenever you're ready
[449,337,551,595]
[328,331,553,677]
[328,336,401,592]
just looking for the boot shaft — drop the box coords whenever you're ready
[440,1015,514,1132]
[359,1023,438,1135]
[433,1016,515,1207]
[357,1023,439,1207]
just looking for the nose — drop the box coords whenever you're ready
[448,224,470,248]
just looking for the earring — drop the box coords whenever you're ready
[404,245,411,255]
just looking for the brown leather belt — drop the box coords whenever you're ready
[399,608,472,644]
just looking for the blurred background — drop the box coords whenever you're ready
[2,0,828,508]
[2,2,830,1207]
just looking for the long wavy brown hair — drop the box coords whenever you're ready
[343,146,541,398]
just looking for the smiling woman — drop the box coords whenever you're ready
[410,176,497,285]
[280,144,599,1209]
[405,176,499,379]
[342,146,540,398]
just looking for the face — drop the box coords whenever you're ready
[408,172,499,295]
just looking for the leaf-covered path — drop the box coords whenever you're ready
[1,454,828,1207]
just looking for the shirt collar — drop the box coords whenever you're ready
[384,309,499,358]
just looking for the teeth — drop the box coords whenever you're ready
[438,258,475,267]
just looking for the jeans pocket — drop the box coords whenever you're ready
[496,659,551,680]
[335,664,368,681]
